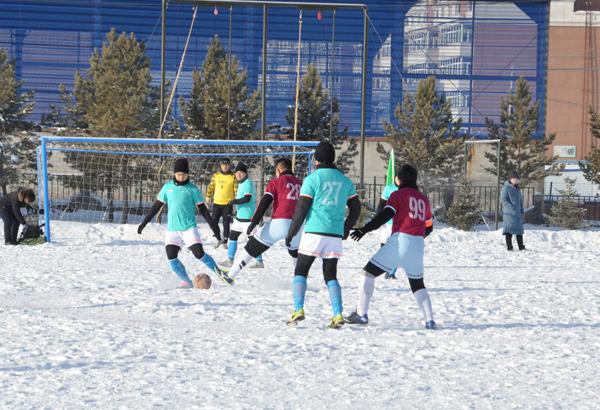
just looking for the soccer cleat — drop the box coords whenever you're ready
[249,261,264,269]
[178,280,193,289]
[214,266,234,286]
[328,314,345,329]
[425,320,437,330]
[220,259,234,268]
[344,311,368,325]
[286,308,305,325]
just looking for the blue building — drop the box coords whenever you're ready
[0,0,549,136]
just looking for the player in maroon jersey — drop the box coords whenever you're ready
[345,164,437,329]
[223,158,304,281]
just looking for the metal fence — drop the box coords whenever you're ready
[544,194,600,222]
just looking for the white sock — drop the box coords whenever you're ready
[228,250,254,279]
[357,271,375,316]
[413,288,434,322]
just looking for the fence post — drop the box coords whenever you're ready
[40,137,52,242]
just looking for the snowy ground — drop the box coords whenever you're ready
[1,221,600,409]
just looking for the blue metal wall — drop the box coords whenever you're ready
[0,0,549,136]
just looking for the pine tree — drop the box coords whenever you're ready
[484,77,562,186]
[285,64,358,173]
[445,177,482,231]
[180,36,260,139]
[580,107,600,185]
[378,76,464,187]
[0,48,36,194]
[548,177,585,229]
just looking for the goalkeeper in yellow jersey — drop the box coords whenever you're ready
[206,158,237,248]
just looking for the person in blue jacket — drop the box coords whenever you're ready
[500,171,525,251]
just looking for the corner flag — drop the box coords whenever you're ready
[385,149,395,186]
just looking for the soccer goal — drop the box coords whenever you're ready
[37,136,318,242]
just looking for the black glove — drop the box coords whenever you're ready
[247,222,257,236]
[424,226,433,238]
[350,228,366,241]
[343,227,350,240]
[137,222,147,235]
[285,236,292,248]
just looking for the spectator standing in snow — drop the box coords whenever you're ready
[0,188,35,245]
[500,171,525,251]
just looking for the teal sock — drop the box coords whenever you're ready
[200,254,218,272]
[256,253,263,263]
[227,240,237,260]
[327,280,343,316]
[292,275,307,311]
[169,259,191,284]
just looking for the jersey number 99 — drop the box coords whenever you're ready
[409,196,426,221]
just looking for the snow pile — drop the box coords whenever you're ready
[1,222,599,408]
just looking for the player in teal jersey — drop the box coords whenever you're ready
[285,141,361,328]
[220,162,263,268]
[137,158,233,286]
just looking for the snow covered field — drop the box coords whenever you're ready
[1,221,600,409]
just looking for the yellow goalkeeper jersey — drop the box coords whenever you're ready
[206,172,237,205]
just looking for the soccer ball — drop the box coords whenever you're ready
[193,273,212,290]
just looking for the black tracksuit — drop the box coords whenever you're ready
[0,190,28,245]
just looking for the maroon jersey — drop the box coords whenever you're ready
[264,173,302,219]
[386,187,432,236]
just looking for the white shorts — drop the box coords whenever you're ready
[230,218,258,236]
[298,232,343,259]
[370,232,424,279]
[378,223,393,244]
[165,227,203,248]
[255,218,302,250]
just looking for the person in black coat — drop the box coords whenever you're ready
[0,188,35,245]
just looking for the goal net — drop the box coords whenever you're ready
[38,136,318,242]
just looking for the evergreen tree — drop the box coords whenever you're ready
[378,76,464,187]
[285,64,358,173]
[0,48,36,194]
[548,177,585,229]
[580,106,600,185]
[445,177,482,231]
[180,36,260,139]
[484,77,562,186]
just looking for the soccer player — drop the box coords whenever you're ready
[137,158,233,287]
[206,158,237,248]
[220,162,264,268]
[285,141,361,329]
[345,164,436,329]
[377,180,398,279]
[223,158,302,280]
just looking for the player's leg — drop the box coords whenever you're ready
[222,204,232,246]
[286,222,303,268]
[505,233,513,251]
[380,225,397,280]
[166,244,193,288]
[1,208,18,245]
[408,278,435,329]
[212,205,225,248]
[287,254,316,324]
[223,229,242,266]
[516,234,525,251]
[189,243,233,285]
[226,236,269,279]
[323,258,344,328]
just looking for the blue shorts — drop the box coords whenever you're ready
[370,232,424,279]
[254,218,302,250]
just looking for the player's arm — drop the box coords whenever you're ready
[375,197,388,215]
[286,195,312,244]
[343,195,362,239]
[350,206,395,241]
[197,202,222,240]
[247,193,273,235]
[11,198,27,225]
[137,199,164,234]
[230,193,252,205]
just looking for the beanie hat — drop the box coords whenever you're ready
[174,158,189,174]
[235,162,248,174]
[314,141,335,164]
[220,157,231,165]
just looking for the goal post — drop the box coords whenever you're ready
[38,136,319,242]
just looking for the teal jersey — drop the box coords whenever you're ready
[300,167,358,236]
[381,184,397,226]
[157,180,205,231]
[235,178,256,220]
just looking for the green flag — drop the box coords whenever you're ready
[386,149,395,186]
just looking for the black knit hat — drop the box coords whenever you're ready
[174,158,189,174]
[235,162,248,174]
[220,157,231,165]
[314,141,335,164]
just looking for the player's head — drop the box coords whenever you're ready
[396,164,418,187]
[20,188,35,205]
[173,158,190,183]
[275,158,292,177]
[313,140,335,166]
[234,162,248,181]
[219,158,231,172]
[509,170,520,185]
